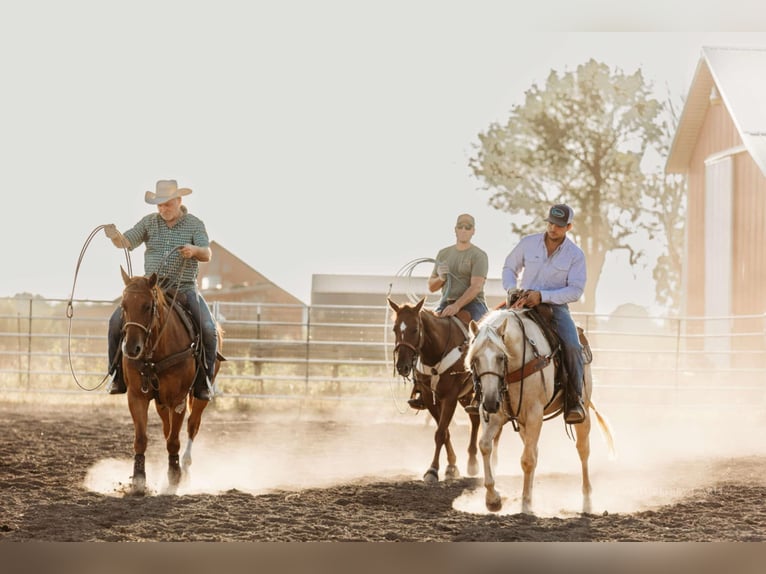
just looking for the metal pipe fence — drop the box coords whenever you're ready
[0,296,764,406]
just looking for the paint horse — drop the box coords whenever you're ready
[388,297,480,483]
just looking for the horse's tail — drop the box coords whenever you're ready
[588,400,616,460]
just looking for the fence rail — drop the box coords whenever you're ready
[0,296,764,406]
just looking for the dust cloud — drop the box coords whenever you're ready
[83,394,766,518]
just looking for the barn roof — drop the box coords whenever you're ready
[666,46,766,176]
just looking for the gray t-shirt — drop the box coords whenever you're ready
[432,244,489,304]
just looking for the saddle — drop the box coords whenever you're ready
[506,291,592,394]
[161,289,226,377]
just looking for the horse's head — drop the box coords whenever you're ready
[387,297,425,378]
[466,310,510,414]
[120,267,161,361]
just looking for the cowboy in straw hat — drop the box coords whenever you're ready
[144,179,193,204]
[103,179,219,401]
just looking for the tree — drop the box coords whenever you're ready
[470,59,663,312]
[643,97,686,313]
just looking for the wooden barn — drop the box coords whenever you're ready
[198,241,304,306]
[198,241,306,346]
[666,46,766,369]
[666,46,766,319]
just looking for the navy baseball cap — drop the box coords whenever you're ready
[545,204,574,226]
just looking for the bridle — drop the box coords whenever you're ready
[121,286,160,361]
[470,310,551,427]
[392,312,425,377]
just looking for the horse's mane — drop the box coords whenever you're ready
[465,309,511,367]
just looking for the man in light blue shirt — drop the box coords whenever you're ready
[501,204,587,424]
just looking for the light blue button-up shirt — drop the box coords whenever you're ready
[502,233,586,305]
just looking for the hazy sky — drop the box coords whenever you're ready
[3,2,766,314]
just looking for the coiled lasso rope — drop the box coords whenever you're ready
[65,225,133,391]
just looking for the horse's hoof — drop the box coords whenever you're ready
[445,464,460,480]
[168,469,182,488]
[130,477,147,496]
[486,497,503,513]
[423,468,439,484]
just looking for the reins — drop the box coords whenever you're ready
[66,225,133,391]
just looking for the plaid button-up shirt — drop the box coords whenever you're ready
[123,206,210,291]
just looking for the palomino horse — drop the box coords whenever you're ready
[387,297,480,483]
[119,267,222,494]
[465,308,614,514]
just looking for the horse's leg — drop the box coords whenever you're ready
[127,394,150,494]
[429,398,459,482]
[443,423,459,480]
[420,401,440,482]
[182,395,209,471]
[160,400,185,488]
[518,415,543,514]
[479,414,504,512]
[574,411,593,514]
[466,412,480,477]
[492,425,503,469]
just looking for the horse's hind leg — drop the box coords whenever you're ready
[574,413,593,514]
[182,396,209,471]
[443,427,460,480]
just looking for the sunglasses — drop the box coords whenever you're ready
[455,223,474,230]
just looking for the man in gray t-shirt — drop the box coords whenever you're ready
[408,213,489,411]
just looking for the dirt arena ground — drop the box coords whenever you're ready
[1,396,765,544]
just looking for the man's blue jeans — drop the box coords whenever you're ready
[436,299,488,322]
[550,303,584,396]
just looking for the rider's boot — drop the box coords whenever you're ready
[106,310,126,394]
[107,364,127,394]
[564,387,586,424]
[193,313,219,401]
[464,382,481,415]
[193,360,215,401]
[407,387,425,410]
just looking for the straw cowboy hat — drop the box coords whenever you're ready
[144,179,192,204]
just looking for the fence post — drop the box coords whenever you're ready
[26,298,32,390]
[674,316,682,405]
[304,306,311,390]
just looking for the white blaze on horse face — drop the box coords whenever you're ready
[398,321,409,337]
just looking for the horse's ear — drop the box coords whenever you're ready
[414,297,425,313]
[469,320,480,336]
[148,273,158,289]
[120,266,130,285]
[497,317,508,338]
[387,298,400,313]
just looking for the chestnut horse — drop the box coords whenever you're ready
[387,297,480,483]
[465,308,614,513]
[119,267,222,494]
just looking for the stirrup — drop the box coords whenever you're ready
[564,402,586,424]
[407,396,426,410]
[464,401,480,415]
